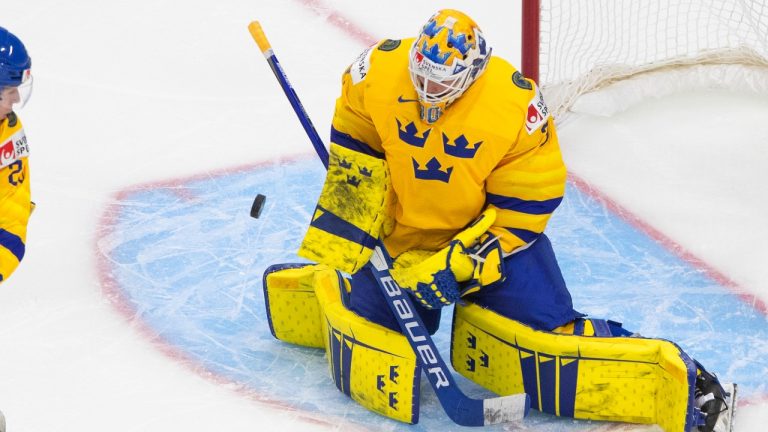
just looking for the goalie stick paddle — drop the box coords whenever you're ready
[248,20,530,426]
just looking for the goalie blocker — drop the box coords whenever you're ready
[262,263,731,430]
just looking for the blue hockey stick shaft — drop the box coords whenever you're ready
[249,21,530,426]
[248,21,329,169]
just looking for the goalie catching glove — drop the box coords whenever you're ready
[390,208,505,309]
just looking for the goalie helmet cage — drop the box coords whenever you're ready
[521,0,768,123]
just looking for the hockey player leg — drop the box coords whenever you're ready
[313,267,420,424]
[451,302,700,431]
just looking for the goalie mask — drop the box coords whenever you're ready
[0,27,33,117]
[409,9,491,124]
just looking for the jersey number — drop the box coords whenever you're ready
[7,160,24,186]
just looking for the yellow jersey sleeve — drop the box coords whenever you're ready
[330,43,385,157]
[486,83,566,253]
[0,113,33,283]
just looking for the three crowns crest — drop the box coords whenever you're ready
[412,157,453,183]
[442,133,482,158]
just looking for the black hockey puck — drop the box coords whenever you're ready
[250,194,266,219]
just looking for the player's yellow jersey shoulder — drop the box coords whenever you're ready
[332,38,414,155]
[456,55,549,144]
[0,112,29,180]
[343,37,413,99]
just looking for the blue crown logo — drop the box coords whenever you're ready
[420,40,451,64]
[479,350,489,368]
[467,332,477,349]
[447,31,473,55]
[338,158,352,169]
[397,119,431,148]
[346,175,361,187]
[413,157,453,183]
[389,365,399,384]
[467,355,476,372]
[422,19,442,37]
[389,392,399,410]
[359,166,372,177]
[443,133,482,158]
[376,375,386,393]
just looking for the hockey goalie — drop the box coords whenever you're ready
[261,9,736,432]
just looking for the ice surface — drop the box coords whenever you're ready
[0,1,766,431]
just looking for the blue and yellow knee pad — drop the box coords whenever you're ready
[263,263,421,423]
[262,263,333,348]
[450,303,699,431]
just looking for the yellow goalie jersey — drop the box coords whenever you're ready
[331,38,565,257]
[0,112,32,283]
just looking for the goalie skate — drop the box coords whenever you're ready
[714,383,737,432]
[694,368,737,432]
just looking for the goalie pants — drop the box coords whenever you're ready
[348,234,584,334]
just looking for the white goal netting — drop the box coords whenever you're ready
[537,0,768,122]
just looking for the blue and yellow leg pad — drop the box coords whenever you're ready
[314,268,420,424]
[451,303,699,431]
[262,263,335,348]
[263,263,420,423]
[553,317,634,337]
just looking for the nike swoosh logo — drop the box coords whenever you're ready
[398,95,420,103]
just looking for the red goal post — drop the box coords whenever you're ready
[521,0,768,123]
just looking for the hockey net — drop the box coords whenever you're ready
[523,0,768,123]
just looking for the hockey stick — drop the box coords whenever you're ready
[248,21,530,427]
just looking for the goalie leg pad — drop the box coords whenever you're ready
[553,317,634,337]
[314,269,421,424]
[451,302,699,431]
[263,263,342,348]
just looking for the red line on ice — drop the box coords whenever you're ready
[568,173,767,316]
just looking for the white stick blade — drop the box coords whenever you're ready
[483,393,530,425]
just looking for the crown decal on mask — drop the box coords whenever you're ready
[442,133,482,158]
[397,119,431,148]
[412,157,453,183]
